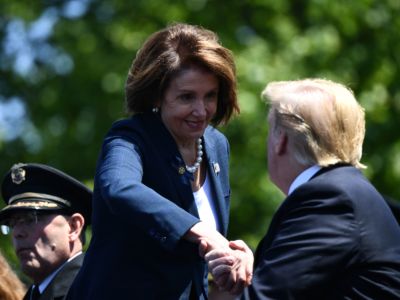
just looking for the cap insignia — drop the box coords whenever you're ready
[11,167,26,185]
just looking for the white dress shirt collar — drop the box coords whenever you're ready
[288,165,322,196]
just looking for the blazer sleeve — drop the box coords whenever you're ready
[96,137,200,252]
[244,184,357,299]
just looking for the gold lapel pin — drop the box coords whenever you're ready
[178,166,186,175]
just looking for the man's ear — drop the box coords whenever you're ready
[276,131,288,155]
[68,213,85,242]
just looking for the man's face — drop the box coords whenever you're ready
[8,211,72,283]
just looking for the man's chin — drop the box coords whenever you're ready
[20,260,40,274]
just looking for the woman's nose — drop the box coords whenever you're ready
[192,99,206,117]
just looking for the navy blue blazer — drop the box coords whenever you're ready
[243,164,400,299]
[67,113,231,300]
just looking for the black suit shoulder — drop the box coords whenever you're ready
[246,165,400,300]
[37,254,84,300]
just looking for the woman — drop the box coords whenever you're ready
[0,250,26,300]
[67,23,251,299]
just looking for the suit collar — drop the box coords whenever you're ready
[203,129,228,234]
[310,163,353,180]
[25,253,84,300]
[43,253,84,298]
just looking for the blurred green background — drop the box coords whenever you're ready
[1,0,400,285]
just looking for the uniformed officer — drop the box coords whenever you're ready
[0,163,92,300]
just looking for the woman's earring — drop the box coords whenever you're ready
[152,107,159,113]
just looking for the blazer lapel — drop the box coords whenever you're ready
[203,133,228,235]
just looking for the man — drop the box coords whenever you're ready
[0,163,92,300]
[207,79,400,299]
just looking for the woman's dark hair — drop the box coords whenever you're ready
[125,23,239,126]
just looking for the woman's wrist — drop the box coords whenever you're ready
[184,221,229,249]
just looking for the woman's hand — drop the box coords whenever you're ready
[205,240,254,295]
[184,222,253,295]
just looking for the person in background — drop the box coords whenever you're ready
[206,78,400,299]
[67,23,252,300]
[0,249,26,300]
[0,163,92,300]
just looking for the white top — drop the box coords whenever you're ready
[288,165,322,195]
[193,172,218,231]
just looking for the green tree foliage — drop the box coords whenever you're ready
[1,0,400,271]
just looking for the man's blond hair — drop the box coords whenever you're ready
[263,78,366,169]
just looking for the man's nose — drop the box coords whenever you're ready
[12,223,28,239]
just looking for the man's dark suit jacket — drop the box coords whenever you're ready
[67,113,231,300]
[23,253,84,300]
[243,164,400,299]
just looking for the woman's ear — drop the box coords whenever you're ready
[68,213,85,242]
[154,99,162,108]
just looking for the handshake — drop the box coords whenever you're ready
[187,222,254,296]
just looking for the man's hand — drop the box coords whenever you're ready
[205,240,254,295]
[184,223,253,294]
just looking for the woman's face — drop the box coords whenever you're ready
[160,66,219,146]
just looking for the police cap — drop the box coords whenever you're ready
[0,163,92,225]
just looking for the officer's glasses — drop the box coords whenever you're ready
[1,211,48,235]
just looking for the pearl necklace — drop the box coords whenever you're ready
[185,138,203,173]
